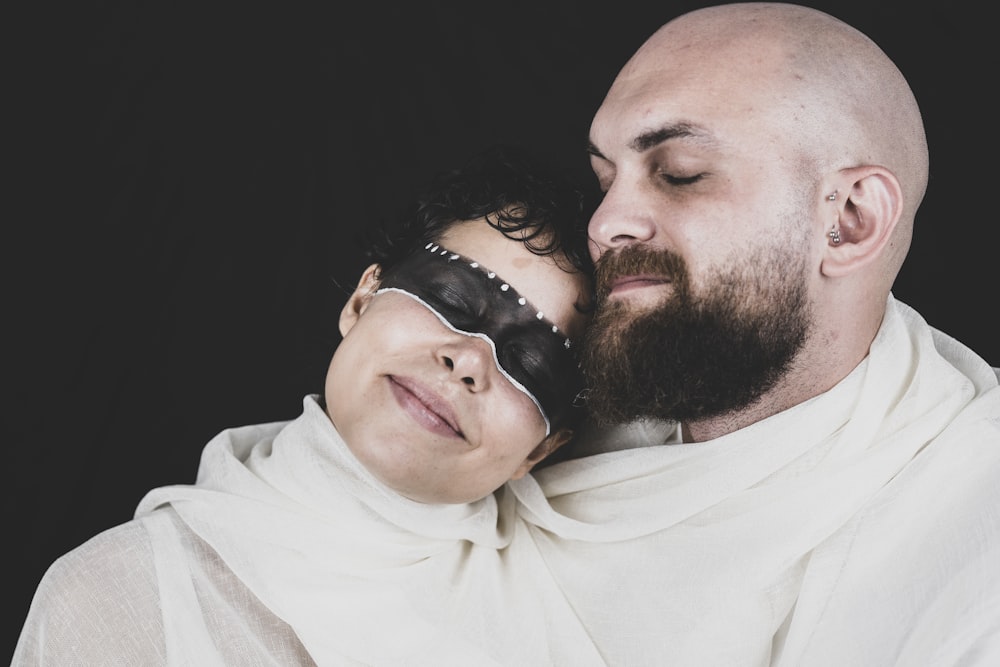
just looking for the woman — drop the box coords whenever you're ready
[13,146,603,665]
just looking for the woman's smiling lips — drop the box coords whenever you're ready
[387,375,463,438]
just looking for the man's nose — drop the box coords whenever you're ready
[587,182,659,259]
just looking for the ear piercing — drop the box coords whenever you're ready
[827,191,840,243]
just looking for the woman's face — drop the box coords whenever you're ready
[325,218,591,504]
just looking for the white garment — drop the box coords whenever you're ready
[13,396,600,666]
[15,295,999,666]
[511,295,1000,665]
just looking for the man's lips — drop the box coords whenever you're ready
[387,375,463,438]
[607,275,671,296]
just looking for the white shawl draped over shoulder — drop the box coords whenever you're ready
[511,296,1000,666]
[13,396,600,666]
[15,296,998,666]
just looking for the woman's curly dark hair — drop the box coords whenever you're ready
[364,144,595,279]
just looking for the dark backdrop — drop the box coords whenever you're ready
[7,1,995,659]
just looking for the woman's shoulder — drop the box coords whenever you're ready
[14,514,167,664]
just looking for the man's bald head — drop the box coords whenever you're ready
[616,2,927,273]
[583,3,933,434]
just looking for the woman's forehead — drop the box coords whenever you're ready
[392,241,574,349]
[438,220,588,338]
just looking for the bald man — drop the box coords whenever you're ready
[513,3,1000,665]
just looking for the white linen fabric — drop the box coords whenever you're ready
[14,295,999,666]
[511,295,1000,666]
[13,395,601,666]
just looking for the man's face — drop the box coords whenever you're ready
[581,38,818,424]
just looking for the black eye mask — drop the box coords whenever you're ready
[375,242,585,435]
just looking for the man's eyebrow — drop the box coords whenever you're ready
[587,123,713,159]
[630,123,710,152]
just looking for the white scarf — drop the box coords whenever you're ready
[18,296,996,666]
[510,295,1000,665]
[135,396,602,665]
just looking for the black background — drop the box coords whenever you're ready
[7,1,995,659]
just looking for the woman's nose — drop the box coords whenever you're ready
[438,335,494,391]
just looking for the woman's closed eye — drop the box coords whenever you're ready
[425,284,483,322]
[501,342,550,388]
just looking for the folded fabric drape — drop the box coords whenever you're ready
[511,295,1000,665]
[14,296,999,666]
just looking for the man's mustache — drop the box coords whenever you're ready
[593,245,687,301]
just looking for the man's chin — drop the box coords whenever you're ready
[580,292,809,425]
[605,282,673,308]
[583,236,812,426]
[599,294,670,325]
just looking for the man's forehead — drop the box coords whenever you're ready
[589,119,729,165]
[591,66,792,162]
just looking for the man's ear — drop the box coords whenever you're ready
[339,263,381,337]
[821,165,903,278]
[509,428,574,480]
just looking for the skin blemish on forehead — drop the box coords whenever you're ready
[510,255,537,270]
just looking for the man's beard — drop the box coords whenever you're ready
[579,243,810,425]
